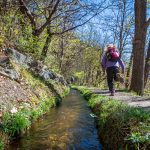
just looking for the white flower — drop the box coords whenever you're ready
[10,107,18,114]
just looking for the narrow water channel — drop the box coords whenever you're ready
[9,90,102,150]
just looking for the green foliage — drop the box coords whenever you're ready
[0,64,68,149]
[2,111,31,136]
[0,5,104,87]
[75,86,150,150]
[129,132,150,143]
[30,97,56,120]
[128,132,150,150]
[0,34,4,47]
[20,68,52,96]
[0,139,4,150]
[0,9,45,58]
[1,96,56,137]
[74,71,85,79]
[61,87,70,97]
[18,33,45,57]
[72,86,93,99]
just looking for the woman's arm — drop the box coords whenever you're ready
[101,54,107,69]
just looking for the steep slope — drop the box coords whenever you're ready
[0,48,69,149]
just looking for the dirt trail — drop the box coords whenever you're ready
[88,88,150,111]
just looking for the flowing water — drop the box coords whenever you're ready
[9,90,102,150]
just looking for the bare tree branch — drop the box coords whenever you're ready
[51,10,100,35]
[18,0,36,30]
[33,0,61,36]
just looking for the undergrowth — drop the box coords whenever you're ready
[0,97,56,137]
[73,86,150,150]
[0,65,69,150]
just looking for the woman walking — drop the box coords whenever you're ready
[101,44,125,96]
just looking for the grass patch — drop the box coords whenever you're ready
[0,65,69,149]
[74,86,150,150]
[0,139,4,150]
[0,96,56,138]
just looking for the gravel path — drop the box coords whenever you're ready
[88,88,150,111]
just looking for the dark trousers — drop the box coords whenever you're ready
[106,66,119,92]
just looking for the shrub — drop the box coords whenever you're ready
[2,111,31,136]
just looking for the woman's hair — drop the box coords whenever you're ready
[104,44,117,52]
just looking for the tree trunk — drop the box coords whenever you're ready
[118,0,126,56]
[59,34,64,73]
[41,26,52,60]
[125,53,133,89]
[144,40,150,87]
[130,0,147,95]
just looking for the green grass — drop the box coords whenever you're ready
[73,86,150,150]
[2,111,31,136]
[0,96,56,137]
[0,139,4,150]
[0,65,69,149]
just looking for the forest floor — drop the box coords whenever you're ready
[88,88,150,111]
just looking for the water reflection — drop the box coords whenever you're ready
[9,90,102,150]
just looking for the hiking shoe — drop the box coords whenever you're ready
[116,73,124,84]
[110,92,114,96]
[110,90,115,96]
